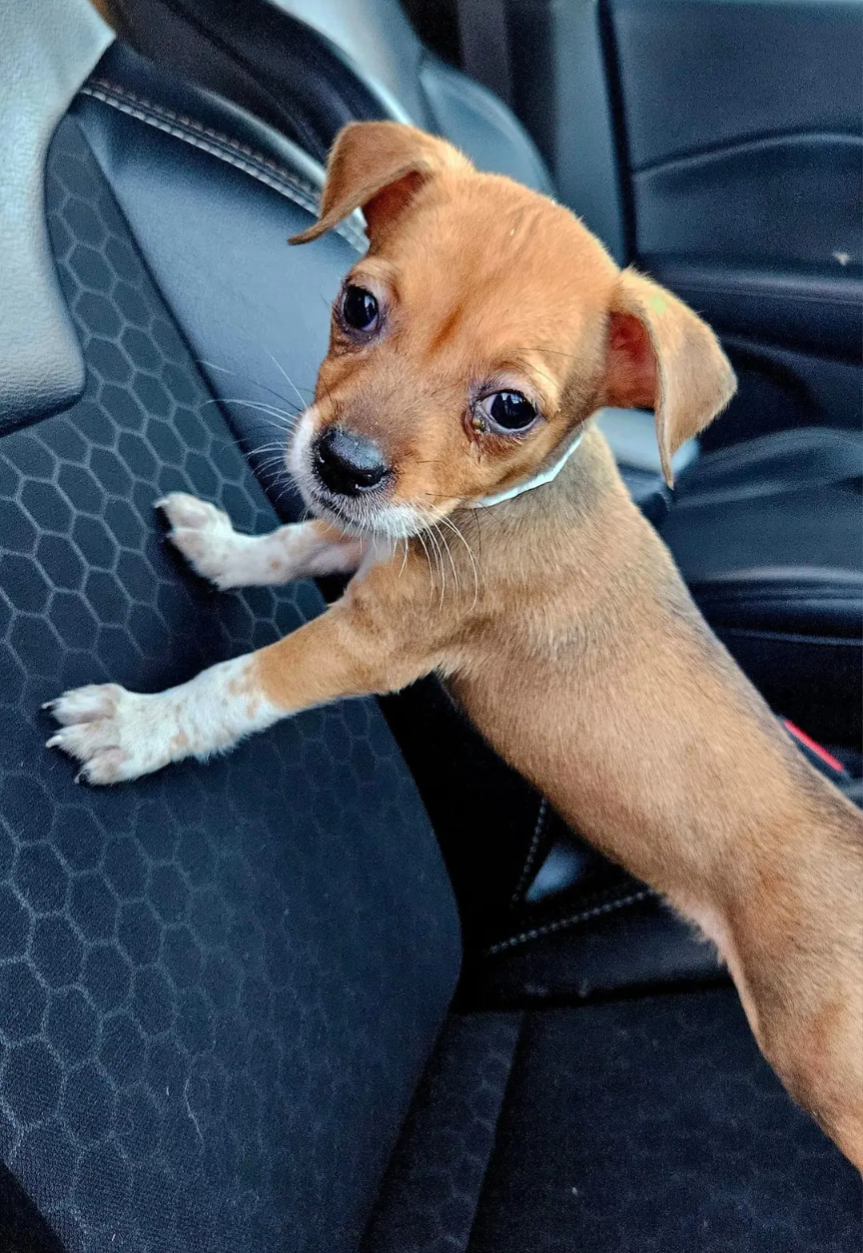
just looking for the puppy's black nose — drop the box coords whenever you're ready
[313,427,390,496]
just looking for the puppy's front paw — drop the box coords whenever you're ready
[45,684,169,784]
[156,492,246,590]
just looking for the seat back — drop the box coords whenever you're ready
[0,4,460,1249]
[110,0,554,191]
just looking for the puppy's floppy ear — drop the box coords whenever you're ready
[290,121,471,246]
[603,268,736,486]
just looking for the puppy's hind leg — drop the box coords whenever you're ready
[156,493,366,589]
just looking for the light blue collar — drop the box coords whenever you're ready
[473,427,585,509]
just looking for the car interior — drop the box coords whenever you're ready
[0,0,860,1249]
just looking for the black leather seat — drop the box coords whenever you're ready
[663,428,863,745]
[105,0,554,190]
[0,3,858,1249]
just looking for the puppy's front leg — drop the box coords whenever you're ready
[46,584,433,784]
[158,492,366,588]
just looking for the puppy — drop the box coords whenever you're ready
[47,121,863,1166]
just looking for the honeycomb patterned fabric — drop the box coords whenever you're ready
[361,1012,523,1253]
[0,116,460,1252]
[466,990,861,1253]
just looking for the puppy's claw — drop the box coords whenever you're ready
[72,750,128,787]
[155,492,247,589]
[156,491,224,530]
[43,684,169,785]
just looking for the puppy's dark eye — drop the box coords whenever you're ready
[478,390,538,433]
[341,285,379,331]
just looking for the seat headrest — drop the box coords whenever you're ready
[0,0,113,431]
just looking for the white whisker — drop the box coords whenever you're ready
[254,451,291,468]
[439,513,480,610]
[201,397,297,425]
[196,360,303,411]
[425,521,447,609]
[268,353,309,411]
[415,529,435,604]
[253,442,291,460]
[431,520,459,600]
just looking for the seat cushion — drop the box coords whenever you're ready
[361,1011,524,1253]
[0,99,459,1252]
[662,428,862,744]
[365,991,860,1253]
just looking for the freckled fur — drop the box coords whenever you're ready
[49,121,863,1167]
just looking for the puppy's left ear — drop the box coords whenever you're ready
[290,120,471,247]
[603,268,736,486]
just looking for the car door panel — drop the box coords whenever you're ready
[507,0,863,440]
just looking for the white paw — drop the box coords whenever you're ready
[156,492,248,590]
[45,683,173,784]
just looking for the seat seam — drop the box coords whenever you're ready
[510,797,548,905]
[672,480,860,507]
[78,79,366,251]
[114,0,334,159]
[486,887,655,956]
[681,426,862,474]
[81,78,321,198]
[718,624,860,644]
[668,282,861,308]
[698,593,861,604]
[695,582,863,597]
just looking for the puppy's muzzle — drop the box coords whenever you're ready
[313,428,391,498]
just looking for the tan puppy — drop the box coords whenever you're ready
[47,122,863,1166]
[87,0,115,24]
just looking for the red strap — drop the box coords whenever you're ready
[782,719,845,773]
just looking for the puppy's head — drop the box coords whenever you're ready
[288,122,735,538]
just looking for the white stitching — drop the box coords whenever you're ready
[78,80,366,251]
[85,78,321,196]
[510,797,548,905]
[486,888,654,956]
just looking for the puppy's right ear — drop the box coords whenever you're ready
[290,121,470,247]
